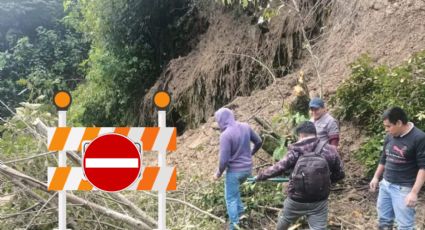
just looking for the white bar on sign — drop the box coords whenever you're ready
[85,158,139,168]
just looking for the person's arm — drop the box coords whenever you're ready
[328,146,345,183]
[327,118,340,147]
[370,136,389,191]
[405,137,425,206]
[405,169,425,207]
[328,134,339,147]
[256,151,297,181]
[215,134,231,178]
[250,128,262,155]
[370,164,385,192]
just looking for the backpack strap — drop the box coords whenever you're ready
[313,140,327,156]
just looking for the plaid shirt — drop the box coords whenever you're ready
[257,137,345,199]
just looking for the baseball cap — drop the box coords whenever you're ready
[309,97,325,109]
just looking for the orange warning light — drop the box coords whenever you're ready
[53,91,72,110]
[153,91,171,109]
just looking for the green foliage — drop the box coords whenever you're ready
[0,0,89,119]
[0,102,56,230]
[330,50,425,176]
[192,178,284,228]
[242,180,284,209]
[0,101,54,162]
[262,7,278,21]
[354,134,385,177]
[68,0,197,126]
[216,0,280,22]
[271,109,309,160]
[0,0,64,50]
[330,51,425,133]
[198,180,226,214]
[273,137,287,161]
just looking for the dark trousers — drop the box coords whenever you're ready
[276,197,328,230]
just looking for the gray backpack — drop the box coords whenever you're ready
[291,141,331,202]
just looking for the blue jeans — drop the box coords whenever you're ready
[377,179,416,230]
[225,170,251,230]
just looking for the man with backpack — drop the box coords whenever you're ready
[255,121,345,230]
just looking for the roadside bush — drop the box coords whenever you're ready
[354,134,384,177]
[330,50,425,176]
[330,51,425,133]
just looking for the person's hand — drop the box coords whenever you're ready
[369,177,379,192]
[405,191,417,207]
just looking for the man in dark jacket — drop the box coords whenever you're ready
[256,121,345,230]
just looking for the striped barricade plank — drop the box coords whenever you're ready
[47,127,176,152]
[47,167,177,191]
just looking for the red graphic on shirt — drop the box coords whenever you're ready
[392,145,406,157]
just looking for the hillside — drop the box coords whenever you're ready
[142,0,425,228]
[1,0,425,229]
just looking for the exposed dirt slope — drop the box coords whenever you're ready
[144,0,425,229]
[139,0,328,131]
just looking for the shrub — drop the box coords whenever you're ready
[330,51,425,133]
[330,50,425,176]
[354,134,384,177]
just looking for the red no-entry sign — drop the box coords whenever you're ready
[83,133,141,192]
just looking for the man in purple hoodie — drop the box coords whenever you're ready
[213,108,262,230]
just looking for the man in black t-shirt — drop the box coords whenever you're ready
[370,107,425,230]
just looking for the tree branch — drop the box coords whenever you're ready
[4,152,55,164]
[142,191,225,224]
[290,0,324,98]
[221,52,286,101]
[0,163,155,229]
[25,192,57,230]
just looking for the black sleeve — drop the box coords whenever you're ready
[379,135,390,165]
[325,145,345,183]
[330,150,345,183]
[416,135,425,169]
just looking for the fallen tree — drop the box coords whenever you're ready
[0,162,154,229]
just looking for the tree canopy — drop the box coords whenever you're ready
[0,0,88,119]
[68,0,197,126]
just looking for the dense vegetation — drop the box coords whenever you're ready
[67,0,201,126]
[0,1,212,229]
[1,0,424,228]
[330,51,425,176]
[0,0,89,120]
[1,0,202,127]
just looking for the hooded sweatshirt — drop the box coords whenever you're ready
[215,108,262,177]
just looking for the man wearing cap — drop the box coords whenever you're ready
[309,97,340,147]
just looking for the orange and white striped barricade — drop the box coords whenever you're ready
[47,127,176,152]
[46,127,177,192]
[47,166,177,191]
